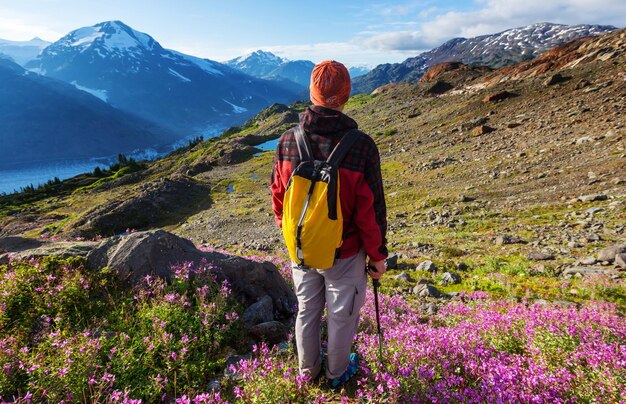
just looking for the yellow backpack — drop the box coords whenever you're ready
[282,124,362,269]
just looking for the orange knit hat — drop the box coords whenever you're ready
[310,60,351,109]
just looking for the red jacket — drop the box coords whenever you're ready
[271,105,388,262]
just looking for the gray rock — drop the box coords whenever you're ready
[243,295,274,327]
[417,260,437,273]
[86,230,297,319]
[248,321,289,344]
[580,257,597,265]
[578,194,608,202]
[495,234,525,245]
[597,244,626,262]
[413,284,442,298]
[528,251,555,261]
[562,267,620,277]
[616,253,626,269]
[385,254,399,270]
[439,272,461,285]
[586,207,603,215]
[394,271,415,283]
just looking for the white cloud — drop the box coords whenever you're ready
[358,0,625,51]
[0,10,62,41]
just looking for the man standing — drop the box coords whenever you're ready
[271,60,387,388]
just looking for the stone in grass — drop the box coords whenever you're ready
[616,254,626,269]
[413,283,442,298]
[528,251,555,261]
[579,257,597,265]
[578,194,608,202]
[597,244,626,262]
[242,295,274,327]
[495,234,526,245]
[439,272,461,285]
[417,260,437,273]
[394,271,415,283]
[385,254,399,269]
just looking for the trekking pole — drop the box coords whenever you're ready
[367,264,384,366]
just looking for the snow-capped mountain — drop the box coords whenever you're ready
[27,21,302,134]
[353,23,617,94]
[0,37,50,66]
[0,57,175,166]
[226,50,315,88]
[348,65,371,78]
[227,50,287,77]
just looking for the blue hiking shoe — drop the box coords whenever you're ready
[327,353,359,389]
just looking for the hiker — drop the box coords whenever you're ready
[270,60,388,388]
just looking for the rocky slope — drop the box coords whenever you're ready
[0,29,624,272]
[353,22,617,94]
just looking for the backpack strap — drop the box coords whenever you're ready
[327,129,362,167]
[294,124,313,162]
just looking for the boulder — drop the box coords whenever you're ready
[385,254,399,270]
[439,272,461,285]
[495,234,526,245]
[578,194,608,202]
[86,230,297,320]
[562,267,620,277]
[394,271,415,283]
[243,295,274,327]
[528,251,555,261]
[580,257,597,265]
[597,244,626,262]
[413,284,442,298]
[417,260,437,273]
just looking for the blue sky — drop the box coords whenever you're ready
[0,0,624,66]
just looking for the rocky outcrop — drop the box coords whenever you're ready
[71,175,211,237]
[1,230,297,325]
[85,230,297,320]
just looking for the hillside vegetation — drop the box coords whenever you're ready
[0,29,625,403]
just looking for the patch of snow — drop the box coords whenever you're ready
[71,81,108,102]
[168,68,191,82]
[223,99,247,113]
[70,26,104,47]
[168,50,224,76]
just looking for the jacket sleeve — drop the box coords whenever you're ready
[353,141,388,262]
[270,153,285,228]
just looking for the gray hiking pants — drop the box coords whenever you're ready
[291,249,367,379]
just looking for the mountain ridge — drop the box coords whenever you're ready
[353,22,618,94]
[26,21,303,135]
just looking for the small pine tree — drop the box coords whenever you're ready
[93,166,103,177]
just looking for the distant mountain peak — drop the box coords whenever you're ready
[52,20,158,56]
[228,50,286,66]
